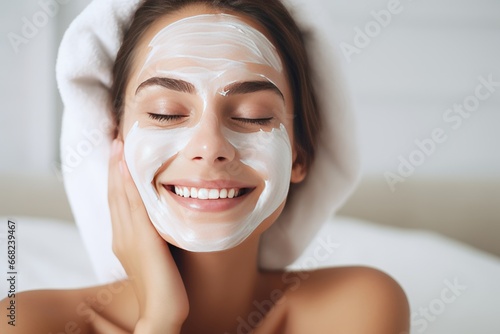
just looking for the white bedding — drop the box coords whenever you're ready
[1,216,499,333]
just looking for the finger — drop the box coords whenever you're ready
[119,159,163,242]
[120,159,148,217]
[114,142,161,246]
[108,139,133,239]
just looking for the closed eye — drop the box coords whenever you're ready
[232,117,274,125]
[148,113,187,122]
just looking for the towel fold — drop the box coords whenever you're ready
[56,0,360,283]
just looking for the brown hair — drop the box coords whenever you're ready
[111,0,320,172]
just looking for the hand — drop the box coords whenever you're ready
[108,139,189,333]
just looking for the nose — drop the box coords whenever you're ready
[181,113,236,165]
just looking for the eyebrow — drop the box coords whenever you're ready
[135,77,195,95]
[223,81,284,101]
[135,77,284,101]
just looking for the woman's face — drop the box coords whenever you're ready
[120,5,305,251]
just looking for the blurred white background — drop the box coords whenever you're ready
[1,0,90,175]
[294,0,500,182]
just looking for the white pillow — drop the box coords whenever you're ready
[2,216,499,333]
[289,217,500,334]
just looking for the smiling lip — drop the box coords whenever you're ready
[162,180,256,212]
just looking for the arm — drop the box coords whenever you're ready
[0,283,135,334]
[0,288,91,334]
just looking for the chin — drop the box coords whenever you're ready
[156,199,287,253]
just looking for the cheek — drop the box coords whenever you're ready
[283,98,296,161]
[124,123,195,180]
[252,200,287,236]
[225,125,291,173]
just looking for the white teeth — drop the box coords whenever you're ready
[198,188,209,200]
[173,186,242,200]
[208,189,219,199]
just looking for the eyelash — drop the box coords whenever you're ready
[148,113,186,122]
[148,113,273,126]
[232,117,273,125]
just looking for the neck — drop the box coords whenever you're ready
[174,235,268,333]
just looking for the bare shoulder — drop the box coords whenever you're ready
[284,266,410,333]
[0,280,137,333]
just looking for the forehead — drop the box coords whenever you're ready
[143,14,282,71]
[129,10,284,87]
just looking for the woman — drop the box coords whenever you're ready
[1,0,409,333]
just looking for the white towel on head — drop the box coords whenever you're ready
[56,0,360,283]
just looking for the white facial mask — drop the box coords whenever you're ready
[124,122,292,251]
[123,14,293,252]
[136,14,285,100]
